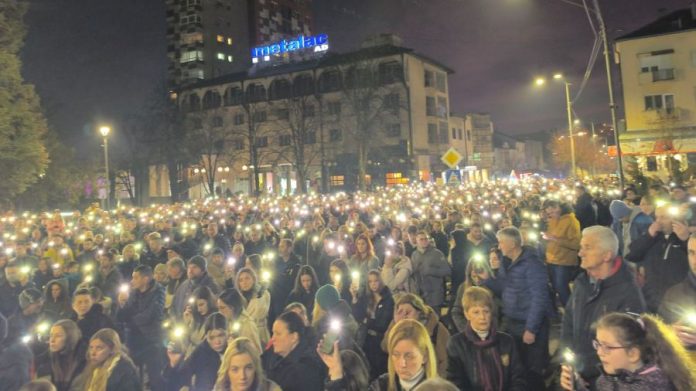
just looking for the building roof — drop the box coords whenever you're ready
[616,8,696,41]
[179,44,454,92]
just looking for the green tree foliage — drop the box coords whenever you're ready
[0,1,49,203]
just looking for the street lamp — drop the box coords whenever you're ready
[99,126,111,210]
[535,74,576,177]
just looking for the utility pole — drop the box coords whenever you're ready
[590,122,597,177]
[592,0,625,188]
[564,82,576,177]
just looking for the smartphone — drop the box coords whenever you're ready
[320,329,340,355]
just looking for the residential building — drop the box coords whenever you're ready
[166,0,313,88]
[615,5,696,176]
[174,34,459,194]
[463,113,495,178]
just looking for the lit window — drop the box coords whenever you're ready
[227,37,233,45]
[216,35,224,43]
[181,32,203,45]
[330,176,344,186]
[180,50,203,63]
[217,53,225,60]
[386,172,409,186]
[227,55,233,63]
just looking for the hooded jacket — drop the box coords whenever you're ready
[626,231,689,311]
[116,279,165,352]
[72,303,115,344]
[545,213,581,266]
[561,258,646,381]
[611,208,653,257]
[411,244,451,309]
[262,339,325,391]
[381,256,415,295]
[43,278,73,323]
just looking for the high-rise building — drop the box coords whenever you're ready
[166,0,313,88]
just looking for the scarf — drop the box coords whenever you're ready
[463,324,504,391]
[85,355,120,391]
[398,367,425,391]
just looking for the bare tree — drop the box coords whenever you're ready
[184,107,232,197]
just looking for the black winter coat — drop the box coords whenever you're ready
[117,280,165,352]
[286,289,316,321]
[105,356,141,391]
[353,288,394,380]
[262,340,325,391]
[626,232,689,311]
[561,259,646,381]
[445,328,527,391]
[575,193,597,229]
[73,303,115,344]
[163,340,222,391]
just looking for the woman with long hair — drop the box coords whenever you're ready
[82,328,140,391]
[446,287,526,390]
[561,313,696,391]
[42,279,72,323]
[236,267,271,346]
[183,286,218,357]
[44,319,88,391]
[352,270,394,380]
[317,345,370,391]
[348,234,380,293]
[214,337,281,391]
[286,265,319,321]
[328,260,352,305]
[370,319,439,391]
[165,312,229,391]
[381,294,449,376]
[217,288,261,351]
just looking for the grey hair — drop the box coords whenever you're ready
[413,378,459,391]
[496,227,522,248]
[582,225,618,257]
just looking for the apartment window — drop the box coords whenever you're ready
[439,121,449,144]
[227,37,233,46]
[437,97,448,118]
[279,135,292,146]
[330,175,344,186]
[327,101,341,115]
[179,15,201,26]
[181,32,203,45]
[255,137,268,148]
[458,128,463,140]
[216,35,224,43]
[274,109,289,120]
[451,128,457,140]
[188,69,204,79]
[426,96,436,116]
[180,50,203,63]
[227,55,233,63]
[253,111,267,123]
[329,128,342,142]
[233,139,245,150]
[644,94,675,113]
[386,172,409,186]
[386,124,401,137]
[306,131,316,144]
[233,113,245,125]
[424,70,434,87]
[385,93,399,113]
[217,52,225,60]
[436,72,446,92]
[427,123,438,144]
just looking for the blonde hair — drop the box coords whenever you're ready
[84,328,133,391]
[462,286,495,313]
[215,337,266,390]
[386,319,437,391]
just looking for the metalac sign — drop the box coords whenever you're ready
[252,34,329,63]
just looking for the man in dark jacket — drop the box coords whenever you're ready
[171,256,220,319]
[117,265,166,391]
[626,205,690,311]
[270,239,301,323]
[200,222,231,257]
[562,226,646,385]
[659,232,696,350]
[0,311,33,391]
[412,231,451,310]
[574,185,597,230]
[0,262,25,316]
[71,287,115,344]
[481,227,553,389]
[141,232,168,270]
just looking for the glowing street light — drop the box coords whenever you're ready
[534,74,576,176]
[99,126,111,210]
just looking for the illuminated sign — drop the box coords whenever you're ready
[252,34,329,63]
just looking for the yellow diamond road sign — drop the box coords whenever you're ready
[441,148,463,169]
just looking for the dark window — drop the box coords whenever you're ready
[233,113,245,125]
[293,74,315,96]
[327,101,341,115]
[318,70,342,93]
[275,109,289,120]
[329,128,342,142]
[427,124,437,144]
[211,116,223,127]
[306,131,316,144]
[246,83,267,103]
[426,96,436,116]
[386,124,401,137]
[303,104,315,117]
[269,79,292,100]
[424,70,434,87]
[437,97,448,118]
[279,135,292,146]
[451,128,457,140]
[439,121,449,144]
[379,61,402,84]
[233,139,245,150]
[436,72,446,92]
[224,87,243,106]
[385,93,399,113]
[253,111,267,123]
[187,94,201,112]
[255,136,268,148]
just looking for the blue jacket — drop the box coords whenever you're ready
[484,246,553,334]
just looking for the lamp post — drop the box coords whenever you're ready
[99,126,111,210]
[535,74,576,177]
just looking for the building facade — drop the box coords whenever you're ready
[615,6,696,176]
[166,0,313,88]
[175,36,465,194]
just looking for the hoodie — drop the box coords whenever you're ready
[43,279,73,323]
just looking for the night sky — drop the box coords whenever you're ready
[22,0,687,154]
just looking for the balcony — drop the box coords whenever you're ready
[652,68,674,82]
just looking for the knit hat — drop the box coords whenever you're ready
[315,284,340,311]
[188,255,207,272]
[19,287,43,310]
[609,200,633,220]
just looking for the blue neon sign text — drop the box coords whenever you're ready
[252,34,329,62]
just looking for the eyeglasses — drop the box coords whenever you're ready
[592,339,627,353]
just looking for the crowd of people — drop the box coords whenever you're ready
[0,177,695,391]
